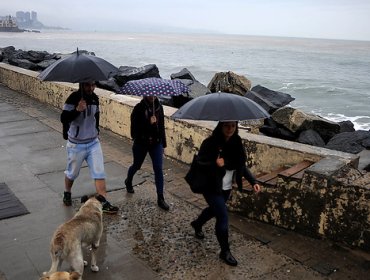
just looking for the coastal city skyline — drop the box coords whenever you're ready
[2,0,370,41]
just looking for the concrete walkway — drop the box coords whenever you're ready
[0,84,369,280]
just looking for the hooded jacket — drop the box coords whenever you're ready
[60,90,100,144]
[130,98,167,148]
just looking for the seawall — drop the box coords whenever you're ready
[1,62,369,251]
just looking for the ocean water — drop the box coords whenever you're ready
[1,31,369,130]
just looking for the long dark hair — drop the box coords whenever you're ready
[212,121,244,168]
[212,121,239,140]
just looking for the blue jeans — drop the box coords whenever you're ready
[65,138,105,180]
[194,190,231,252]
[126,141,164,196]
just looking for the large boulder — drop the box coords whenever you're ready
[207,71,251,95]
[114,64,160,86]
[0,46,16,62]
[259,117,296,141]
[8,58,40,71]
[251,85,295,111]
[272,107,340,143]
[170,68,197,82]
[161,69,211,108]
[326,130,370,154]
[297,129,326,147]
[164,79,211,108]
[338,120,355,133]
[244,90,278,113]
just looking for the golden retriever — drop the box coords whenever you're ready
[42,195,103,280]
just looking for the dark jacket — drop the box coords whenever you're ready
[198,131,256,194]
[60,90,100,143]
[130,98,167,148]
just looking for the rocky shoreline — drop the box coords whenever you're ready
[1,46,369,161]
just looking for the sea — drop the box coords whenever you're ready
[1,30,369,130]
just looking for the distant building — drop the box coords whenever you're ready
[15,10,43,29]
[0,15,24,32]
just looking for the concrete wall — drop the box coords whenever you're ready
[1,63,368,250]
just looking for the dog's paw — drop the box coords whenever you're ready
[91,265,99,272]
[83,260,88,266]
[40,272,49,279]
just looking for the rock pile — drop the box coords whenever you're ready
[1,46,369,155]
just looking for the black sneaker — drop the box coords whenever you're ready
[157,198,170,211]
[219,250,238,266]
[63,191,72,206]
[191,221,205,239]
[102,201,119,214]
[125,179,134,193]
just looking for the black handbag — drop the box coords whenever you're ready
[184,154,208,194]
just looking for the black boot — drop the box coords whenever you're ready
[125,179,134,193]
[219,250,238,266]
[216,231,237,266]
[190,220,205,239]
[157,194,169,211]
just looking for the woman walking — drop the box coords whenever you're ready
[190,121,261,266]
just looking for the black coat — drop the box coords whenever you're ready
[130,98,167,148]
[198,133,256,193]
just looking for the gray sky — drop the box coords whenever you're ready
[2,0,370,41]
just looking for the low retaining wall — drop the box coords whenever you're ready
[1,63,368,250]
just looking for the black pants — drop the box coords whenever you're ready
[194,190,231,252]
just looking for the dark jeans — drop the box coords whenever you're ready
[194,189,231,252]
[126,141,164,196]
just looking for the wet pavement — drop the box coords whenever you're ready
[0,84,369,280]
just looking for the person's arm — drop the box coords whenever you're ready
[130,105,141,140]
[95,111,100,134]
[60,93,82,124]
[242,165,261,193]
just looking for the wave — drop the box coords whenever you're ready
[319,113,370,131]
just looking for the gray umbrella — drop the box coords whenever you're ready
[171,92,270,121]
[38,50,118,83]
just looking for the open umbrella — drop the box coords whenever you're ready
[38,49,118,83]
[118,77,190,113]
[117,77,190,97]
[171,92,270,121]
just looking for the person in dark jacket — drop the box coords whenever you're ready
[60,81,118,214]
[190,121,261,266]
[124,96,170,210]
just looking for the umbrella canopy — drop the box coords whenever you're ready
[171,92,270,121]
[38,50,118,83]
[117,77,190,97]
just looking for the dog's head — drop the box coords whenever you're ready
[40,271,81,280]
[79,194,103,215]
[80,194,106,204]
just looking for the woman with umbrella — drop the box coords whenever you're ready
[190,121,261,266]
[124,95,170,211]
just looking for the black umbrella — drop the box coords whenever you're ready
[171,92,270,121]
[38,49,118,83]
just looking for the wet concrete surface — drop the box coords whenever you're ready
[0,84,369,280]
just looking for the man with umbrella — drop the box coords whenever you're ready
[38,50,119,214]
[61,81,119,214]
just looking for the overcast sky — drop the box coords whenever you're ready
[2,0,370,41]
